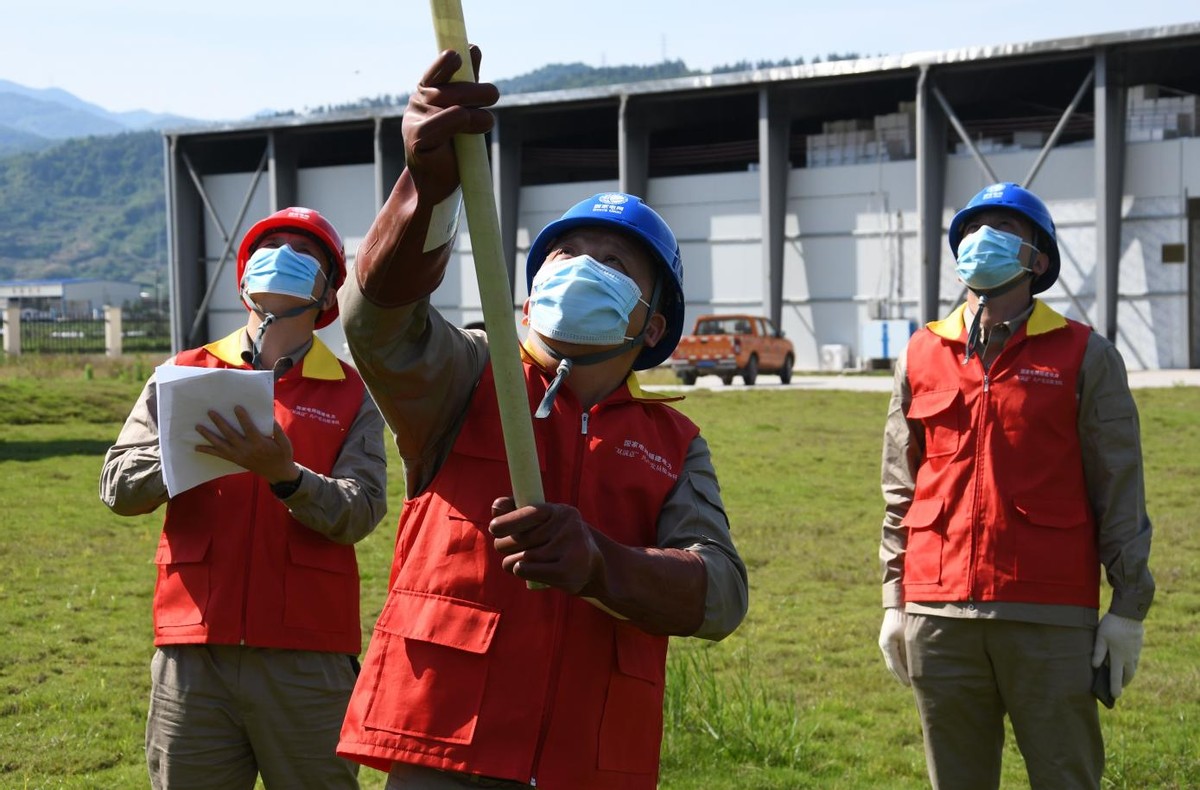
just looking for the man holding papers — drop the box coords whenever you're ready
[100,206,387,790]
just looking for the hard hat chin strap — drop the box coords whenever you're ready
[962,270,1033,364]
[530,273,663,419]
[530,335,635,419]
[241,289,324,369]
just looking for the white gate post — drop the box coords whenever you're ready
[2,305,20,356]
[104,305,123,357]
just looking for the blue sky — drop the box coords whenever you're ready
[5,1,1199,122]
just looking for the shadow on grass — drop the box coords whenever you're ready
[0,439,113,462]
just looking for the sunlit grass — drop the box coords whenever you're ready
[1,356,1196,789]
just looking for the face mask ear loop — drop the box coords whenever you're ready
[623,271,663,346]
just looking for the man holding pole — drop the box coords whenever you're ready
[335,47,748,790]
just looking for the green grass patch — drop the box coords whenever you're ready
[1,360,1197,789]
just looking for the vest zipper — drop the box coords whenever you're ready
[528,551,570,787]
[240,478,259,644]
[529,406,590,785]
[967,363,990,599]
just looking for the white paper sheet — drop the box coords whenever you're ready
[155,365,275,497]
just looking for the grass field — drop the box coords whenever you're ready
[1,355,1197,788]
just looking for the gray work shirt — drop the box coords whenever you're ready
[879,302,1155,627]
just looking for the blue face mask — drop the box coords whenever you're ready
[241,244,325,301]
[528,255,650,345]
[955,226,1038,292]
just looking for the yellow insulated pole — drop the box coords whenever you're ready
[428,0,547,587]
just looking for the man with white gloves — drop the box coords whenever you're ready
[877,182,1155,790]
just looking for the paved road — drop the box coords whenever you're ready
[649,369,1200,393]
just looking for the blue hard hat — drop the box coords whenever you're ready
[948,182,1060,294]
[526,192,685,370]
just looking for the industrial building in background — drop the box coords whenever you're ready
[163,22,1200,372]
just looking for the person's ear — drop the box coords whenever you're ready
[643,312,667,348]
[1030,249,1050,277]
[319,280,338,310]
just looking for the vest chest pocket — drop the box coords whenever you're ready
[907,388,962,458]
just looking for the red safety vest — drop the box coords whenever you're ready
[901,301,1099,608]
[152,332,366,654]
[339,361,699,790]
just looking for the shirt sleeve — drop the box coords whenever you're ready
[99,371,169,516]
[879,351,921,609]
[1077,333,1155,619]
[657,434,748,641]
[338,273,488,498]
[274,387,389,545]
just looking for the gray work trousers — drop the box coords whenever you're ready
[145,644,360,789]
[906,614,1103,790]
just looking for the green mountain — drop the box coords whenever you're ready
[0,131,165,287]
[0,56,857,290]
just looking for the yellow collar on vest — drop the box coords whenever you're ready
[927,299,1067,341]
[203,330,346,381]
[626,371,684,403]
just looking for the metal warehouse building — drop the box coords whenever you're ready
[164,22,1200,371]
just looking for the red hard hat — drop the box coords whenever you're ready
[236,206,347,329]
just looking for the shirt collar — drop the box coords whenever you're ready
[203,329,345,381]
[929,298,1065,342]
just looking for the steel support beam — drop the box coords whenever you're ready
[1094,48,1127,341]
[179,147,267,347]
[916,67,949,323]
[373,117,406,210]
[1023,69,1095,189]
[1189,199,1200,368]
[758,87,788,328]
[163,134,202,353]
[492,116,523,294]
[618,94,649,198]
[267,131,297,212]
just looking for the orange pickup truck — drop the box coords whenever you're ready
[668,314,794,386]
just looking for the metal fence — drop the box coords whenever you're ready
[7,310,171,355]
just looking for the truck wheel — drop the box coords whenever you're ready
[780,354,794,384]
[679,371,697,386]
[743,355,758,386]
[720,375,734,386]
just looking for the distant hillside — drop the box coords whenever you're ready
[0,56,865,289]
[0,91,127,140]
[0,131,165,288]
[0,79,201,154]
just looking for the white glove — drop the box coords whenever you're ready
[1091,612,1144,700]
[878,607,910,686]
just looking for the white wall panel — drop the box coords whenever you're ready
[195,139,1200,370]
